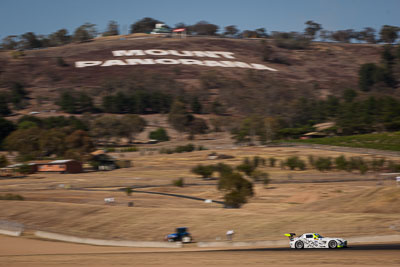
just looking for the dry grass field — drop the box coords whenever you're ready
[1,142,400,243]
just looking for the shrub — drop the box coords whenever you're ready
[149,128,170,142]
[371,158,386,172]
[236,161,256,176]
[160,144,204,154]
[0,155,9,168]
[191,164,214,179]
[268,157,277,167]
[250,170,269,182]
[120,146,138,152]
[213,163,233,175]
[348,157,369,174]
[314,157,332,171]
[124,187,133,196]
[285,156,306,170]
[173,178,184,187]
[335,155,348,171]
[175,143,195,153]
[0,194,24,200]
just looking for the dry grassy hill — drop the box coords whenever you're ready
[0,36,388,116]
[291,187,400,214]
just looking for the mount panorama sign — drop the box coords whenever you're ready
[75,49,278,71]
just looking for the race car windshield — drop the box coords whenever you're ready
[315,234,324,238]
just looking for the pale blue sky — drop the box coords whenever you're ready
[0,0,399,38]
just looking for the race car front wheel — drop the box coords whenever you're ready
[295,241,304,249]
[328,240,337,249]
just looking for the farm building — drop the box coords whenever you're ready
[36,160,82,174]
[0,163,37,177]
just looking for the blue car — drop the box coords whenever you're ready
[165,227,192,243]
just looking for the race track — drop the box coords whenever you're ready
[1,235,400,267]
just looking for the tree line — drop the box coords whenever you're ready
[2,18,399,50]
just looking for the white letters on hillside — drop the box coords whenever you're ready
[76,49,278,71]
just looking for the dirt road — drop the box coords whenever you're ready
[1,235,399,267]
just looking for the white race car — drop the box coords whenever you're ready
[285,233,347,249]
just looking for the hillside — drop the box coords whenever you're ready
[0,36,389,117]
[290,187,400,214]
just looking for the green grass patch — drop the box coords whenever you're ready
[291,132,400,151]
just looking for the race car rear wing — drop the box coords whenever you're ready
[284,233,296,240]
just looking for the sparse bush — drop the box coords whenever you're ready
[120,146,138,152]
[236,161,256,176]
[213,163,233,175]
[173,177,184,187]
[348,157,369,174]
[285,156,306,170]
[159,144,205,154]
[387,161,400,172]
[308,155,315,168]
[250,170,269,182]
[314,157,332,172]
[268,157,277,167]
[371,158,386,172]
[175,143,195,153]
[335,155,348,171]
[0,194,24,200]
[191,164,214,179]
[149,128,170,142]
[124,187,133,196]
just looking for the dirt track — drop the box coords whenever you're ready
[1,235,400,267]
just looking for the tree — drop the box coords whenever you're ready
[0,155,8,168]
[359,63,379,91]
[314,157,332,171]
[4,127,42,160]
[218,171,253,208]
[187,117,209,136]
[39,128,67,156]
[57,91,94,114]
[90,115,122,144]
[191,164,214,179]
[359,27,376,44]
[103,20,119,36]
[231,116,267,144]
[304,20,322,39]
[1,35,19,50]
[168,100,190,133]
[48,29,70,46]
[130,17,163,33]
[250,169,269,183]
[19,32,42,49]
[191,21,219,35]
[149,128,170,142]
[190,96,202,114]
[330,29,355,43]
[119,115,146,143]
[255,28,268,38]
[0,94,11,116]
[285,156,306,170]
[0,117,15,147]
[64,130,94,160]
[381,45,395,68]
[72,23,97,42]
[223,25,239,37]
[379,25,399,44]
